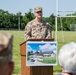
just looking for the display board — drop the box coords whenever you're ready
[26,41,57,66]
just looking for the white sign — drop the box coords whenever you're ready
[26,41,57,66]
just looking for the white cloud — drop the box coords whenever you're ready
[53,50,57,54]
[39,43,56,52]
[27,45,36,53]
[27,45,33,52]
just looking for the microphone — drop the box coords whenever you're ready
[46,23,52,28]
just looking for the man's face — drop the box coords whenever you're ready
[35,11,42,19]
[0,61,14,75]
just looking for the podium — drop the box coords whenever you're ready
[20,39,54,75]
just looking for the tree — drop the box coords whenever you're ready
[23,9,35,28]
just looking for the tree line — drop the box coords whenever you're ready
[0,9,76,31]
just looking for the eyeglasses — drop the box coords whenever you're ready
[36,11,42,13]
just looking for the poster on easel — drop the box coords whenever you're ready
[26,41,57,66]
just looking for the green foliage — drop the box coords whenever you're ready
[23,9,35,28]
[1,9,76,31]
[0,9,35,30]
[57,13,76,31]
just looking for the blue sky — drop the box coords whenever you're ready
[0,0,76,17]
[27,42,57,52]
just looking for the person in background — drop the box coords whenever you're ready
[0,32,14,75]
[58,42,76,75]
[25,6,52,40]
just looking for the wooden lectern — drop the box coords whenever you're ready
[20,39,54,75]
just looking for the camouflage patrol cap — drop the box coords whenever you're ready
[0,32,13,65]
[34,6,42,12]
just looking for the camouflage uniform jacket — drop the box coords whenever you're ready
[25,19,52,40]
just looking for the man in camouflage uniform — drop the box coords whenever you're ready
[25,6,52,40]
[0,32,14,75]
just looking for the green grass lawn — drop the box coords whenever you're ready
[0,30,76,74]
[40,56,56,64]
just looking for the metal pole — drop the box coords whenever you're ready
[55,0,58,42]
[60,17,64,42]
